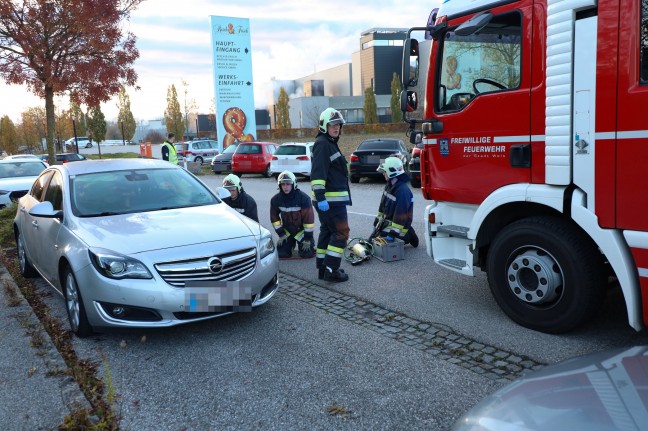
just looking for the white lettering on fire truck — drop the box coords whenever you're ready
[451,137,492,144]
[463,145,506,153]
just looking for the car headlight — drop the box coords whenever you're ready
[89,248,153,280]
[259,231,275,259]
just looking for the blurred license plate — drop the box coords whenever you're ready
[185,283,252,312]
[280,159,298,165]
[366,155,380,163]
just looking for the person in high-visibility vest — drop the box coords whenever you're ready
[160,133,178,164]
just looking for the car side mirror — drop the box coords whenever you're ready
[216,187,231,200]
[29,201,63,220]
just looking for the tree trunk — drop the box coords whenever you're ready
[45,87,56,161]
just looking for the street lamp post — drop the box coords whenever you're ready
[196,118,199,139]
[121,120,126,145]
[72,119,79,154]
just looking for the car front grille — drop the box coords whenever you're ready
[154,247,257,287]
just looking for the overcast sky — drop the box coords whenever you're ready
[0,0,440,123]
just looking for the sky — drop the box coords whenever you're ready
[0,0,441,123]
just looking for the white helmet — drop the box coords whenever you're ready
[318,107,345,133]
[222,173,242,192]
[277,171,297,190]
[377,157,404,179]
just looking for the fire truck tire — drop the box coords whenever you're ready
[486,216,606,333]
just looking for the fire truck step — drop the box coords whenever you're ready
[439,258,467,270]
[437,225,469,238]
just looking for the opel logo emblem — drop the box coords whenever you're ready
[207,257,223,274]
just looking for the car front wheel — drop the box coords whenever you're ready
[486,216,606,333]
[350,176,360,183]
[262,165,271,178]
[63,266,93,337]
[195,157,203,165]
[85,143,92,148]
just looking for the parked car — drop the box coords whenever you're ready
[348,138,411,183]
[452,346,648,431]
[231,141,278,178]
[269,142,314,179]
[175,139,220,165]
[211,141,240,174]
[55,153,88,163]
[65,137,92,148]
[3,154,42,161]
[408,142,424,188]
[0,159,48,208]
[14,159,279,337]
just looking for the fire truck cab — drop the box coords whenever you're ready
[401,0,648,333]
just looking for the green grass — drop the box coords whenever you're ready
[0,205,16,248]
[85,152,141,160]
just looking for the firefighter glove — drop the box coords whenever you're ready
[300,239,313,252]
[277,234,289,247]
[317,200,330,211]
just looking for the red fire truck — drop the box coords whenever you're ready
[401,0,648,333]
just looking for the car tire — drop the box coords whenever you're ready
[16,230,38,278]
[85,143,92,148]
[486,216,606,334]
[63,266,93,337]
[233,172,242,178]
[195,157,203,165]
[262,165,271,178]
[350,176,360,183]
[410,178,421,188]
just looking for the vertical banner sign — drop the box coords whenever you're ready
[210,16,257,153]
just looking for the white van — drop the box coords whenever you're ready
[65,137,92,148]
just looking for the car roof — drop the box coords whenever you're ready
[47,158,174,175]
[0,158,45,164]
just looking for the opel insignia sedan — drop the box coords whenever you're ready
[14,159,279,337]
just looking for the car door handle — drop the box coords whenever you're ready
[31,220,38,229]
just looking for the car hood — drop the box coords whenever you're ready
[213,153,234,161]
[0,177,38,190]
[72,204,261,254]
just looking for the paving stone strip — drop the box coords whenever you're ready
[279,273,546,383]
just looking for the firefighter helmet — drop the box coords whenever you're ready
[222,173,242,192]
[318,107,346,133]
[377,156,405,179]
[277,170,297,189]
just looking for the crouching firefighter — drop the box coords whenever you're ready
[371,157,419,247]
[270,171,316,258]
[222,174,259,222]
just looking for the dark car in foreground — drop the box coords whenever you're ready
[211,141,240,174]
[349,138,411,183]
[14,159,279,337]
[452,346,648,431]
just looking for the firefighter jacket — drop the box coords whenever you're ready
[223,189,259,222]
[376,174,413,239]
[270,188,315,242]
[310,131,352,206]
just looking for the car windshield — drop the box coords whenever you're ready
[275,145,307,156]
[358,141,399,151]
[223,144,238,154]
[236,144,261,154]
[71,168,219,217]
[175,144,187,152]
[0,162,45,178]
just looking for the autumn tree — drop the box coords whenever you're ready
[0,0,141,160]
[117,86,136,142]
[390,73,403,123]
[70,101,87,138]
[276,87,292,129]
[165,84,184,139]
[363,86,379,128]
[181,79,198,136]
[19,108,45,153]
[0,115,18,154]
[87,105,107,146]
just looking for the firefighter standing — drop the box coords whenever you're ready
[371,157,419,247]
[222,174,259,222]
[270,171,316,259]
[311,107,351,282]
[160,133,178,165]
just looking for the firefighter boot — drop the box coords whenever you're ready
[323,267,349,283]
[409,227,419,248]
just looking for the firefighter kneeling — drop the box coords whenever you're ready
[370,157,419,247]
[270,171,316,259]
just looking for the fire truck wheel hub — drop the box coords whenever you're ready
[506,249,562,304]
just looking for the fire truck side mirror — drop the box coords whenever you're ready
[402,38,419,88]
[401,90,418,112]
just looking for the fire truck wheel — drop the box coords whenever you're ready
[486,216,606,334]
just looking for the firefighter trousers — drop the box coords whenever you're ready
[315,205,350,270]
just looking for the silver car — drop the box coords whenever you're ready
[0,159,48,208]
[14,159,279,337]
